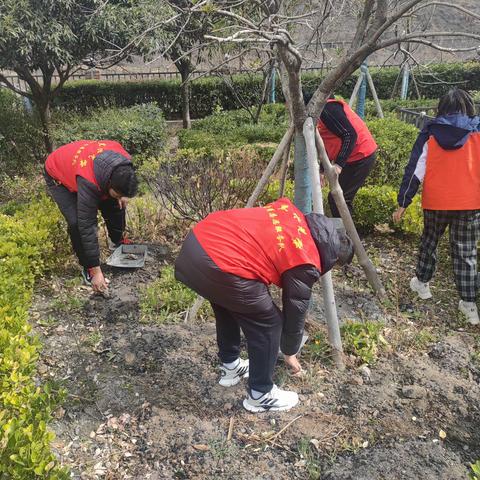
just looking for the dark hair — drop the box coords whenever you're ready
[336,232,354,266]
[437,89,476,117]
[110,165,138,197]
[302,90,335,105]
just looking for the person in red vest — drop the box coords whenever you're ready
[316,95,377,217]
[175,198,354,412]
[393,89,480,325]
[44,140,138,293]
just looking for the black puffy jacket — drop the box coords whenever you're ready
[76,151,131,267]
[175,213,343,355]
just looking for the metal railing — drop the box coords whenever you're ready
[397,107,436,130]
[1,64,405,93]
[397,104,480,129]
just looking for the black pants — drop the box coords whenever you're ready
[328,152,376,218]
[44,172,125,267]
[175,231,283,394]
[212,301,283,394]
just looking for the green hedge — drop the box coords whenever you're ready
[180,106,417,187]
[56,62,480,118]
[366,116,418,187]
[56,74,266,119]
[52,103,167,160]
[178,104,288,150]
[0,196,69,479]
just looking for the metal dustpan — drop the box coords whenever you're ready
[106,244,147,268]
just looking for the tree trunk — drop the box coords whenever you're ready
[35,95,53,154]
[179,64,192,129]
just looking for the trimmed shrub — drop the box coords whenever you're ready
[353,184,423,234]
[178,104,288,150]
[56,62,480,118]
[366,115,419,187]
[52,103,167,159]
[0,195,69,479]
[0,89,45,175]
[56,74,266,118]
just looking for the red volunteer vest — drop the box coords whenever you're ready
[193,198,322,286]
[45,140,131,193]
[422,134,480,210]
[317,99,377,164]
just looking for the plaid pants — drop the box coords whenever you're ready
[416,209,480,302]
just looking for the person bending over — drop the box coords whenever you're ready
[175,198,354,413]
[45,140,138,293]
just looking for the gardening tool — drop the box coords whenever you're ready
[106,205,148,268]
[106,243,148,268]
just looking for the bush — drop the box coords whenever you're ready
[57,74,267,119]
[341,321,388,365]
[56,63,480,118]
[178,104,288,150]
[52,103,167,159]
[151,146,269,221]
[0,195,69,479]
[0,89,45,175]
[353,185,423,234]
[366,116,419,187]
[139,266,211,323]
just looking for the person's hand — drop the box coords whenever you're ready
[90,267,109,293]
[117,197,129,210]
[284,354,302,374]
[392,207,406,224]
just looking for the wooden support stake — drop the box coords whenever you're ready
[303,118,345,370]
[314,128,386,298]
[366,70,384,119]
[349,72,365,108]
[278,136,292,197]
[246,126,295,207]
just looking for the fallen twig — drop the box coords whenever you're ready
[227,416,235,442]
[265,414,303,443]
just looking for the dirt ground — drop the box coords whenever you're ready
[31,236,480,480]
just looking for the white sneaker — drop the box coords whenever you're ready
[459,300,480,325]
[243,385,299,413]
[410,276,432,300]
[219,358,249,387]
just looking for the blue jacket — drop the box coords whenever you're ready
[397,114,480,208]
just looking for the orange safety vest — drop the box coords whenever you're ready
[193,198,322,286]
[317,99,377,164]
[45,140,131,193]
[422,134,480,210]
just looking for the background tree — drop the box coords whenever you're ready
[0,0,170,153]
[153,0,214,129]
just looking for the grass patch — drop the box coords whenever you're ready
[341,321,388,365]
[297,438,322,480]
[139,265,211,323]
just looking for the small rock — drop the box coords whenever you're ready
[401,385,426,399]
[54,407,65,419]
[223,403,233,411]
[124,352,136,365]
[359,365,371,381]
[350,376,364,386]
